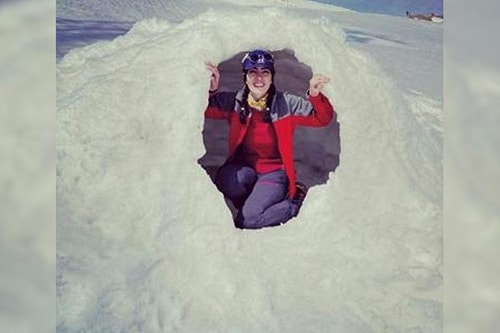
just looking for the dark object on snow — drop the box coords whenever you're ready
[406,11,443,21]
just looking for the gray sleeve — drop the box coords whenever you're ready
[283,92,314,116]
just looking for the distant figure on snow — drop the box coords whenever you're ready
[205,49,335,229]
[406,11,443,22]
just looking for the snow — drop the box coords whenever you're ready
[57,0,442,332]
[310,0,443,17]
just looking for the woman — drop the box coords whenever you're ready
[205,49,335,229]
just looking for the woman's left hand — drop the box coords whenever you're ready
[309,74,330,97]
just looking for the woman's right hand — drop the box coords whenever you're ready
[205,61,220,92]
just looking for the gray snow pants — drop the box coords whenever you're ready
[215,162,300,229]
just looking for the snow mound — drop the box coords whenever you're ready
[56,0,207,21]
[57,7,442,332]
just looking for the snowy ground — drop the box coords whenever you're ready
[57,0,442,332]
[311,0,442,17]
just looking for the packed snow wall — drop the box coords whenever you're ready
[57,8,442,333]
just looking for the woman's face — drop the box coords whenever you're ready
[246,67,272,100]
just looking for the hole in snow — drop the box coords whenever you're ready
[198,49,341,222]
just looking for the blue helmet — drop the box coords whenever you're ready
[242,49,275,74]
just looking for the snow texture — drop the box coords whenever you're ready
[57,1,442,332]
[311,0,443,16]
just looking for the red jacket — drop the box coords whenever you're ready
[205,88,335,197]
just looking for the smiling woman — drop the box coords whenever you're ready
[199,49,339,230]
[246,68,273,99]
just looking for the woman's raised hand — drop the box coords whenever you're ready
[205,61,220,92]
[308,74,330,97]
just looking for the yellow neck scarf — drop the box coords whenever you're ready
[247,94,268,111]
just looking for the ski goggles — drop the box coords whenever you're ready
[243,52,274,63]
[242,50,275,72]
